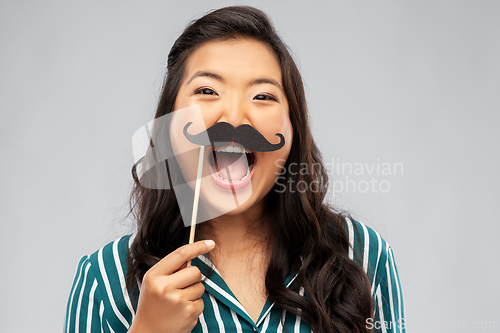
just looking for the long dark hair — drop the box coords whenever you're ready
[127,6,373,332]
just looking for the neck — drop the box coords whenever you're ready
[197,205,271,259]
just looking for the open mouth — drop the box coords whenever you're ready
[208,142,256,190]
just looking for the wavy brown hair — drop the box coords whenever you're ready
[126,6,373,332]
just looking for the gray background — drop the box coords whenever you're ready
[1,1,499,332]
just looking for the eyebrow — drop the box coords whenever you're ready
[186,71,284,93]
[186,71,224,85]
[249,78,284,93]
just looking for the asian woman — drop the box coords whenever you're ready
[65,5,405,333]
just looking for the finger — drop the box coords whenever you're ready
[168,265,203,289]
[152,240,215,276]
[173,262,188,273]
[192,298,204,314]
[181,282,206,301]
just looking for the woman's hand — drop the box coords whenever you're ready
[128,240,216,333]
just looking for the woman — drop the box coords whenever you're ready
[65,6,405,333]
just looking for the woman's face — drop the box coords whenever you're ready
[170,38,292,220]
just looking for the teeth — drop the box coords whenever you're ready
[214,143,251,153]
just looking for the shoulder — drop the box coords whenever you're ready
[66,234,137,333]
[71,233,134,290]
[341,218,407,330]
[340,217,393,291]
[86,233,134,277]
[85,234,136,330]
[341,217,390,263]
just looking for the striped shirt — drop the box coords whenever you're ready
[64,218,405,332]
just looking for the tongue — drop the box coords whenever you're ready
[214,152,248,181]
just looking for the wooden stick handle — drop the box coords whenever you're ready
[187,145,205,267]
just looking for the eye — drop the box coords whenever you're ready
[254,94,277,101]
[195,88,218,95]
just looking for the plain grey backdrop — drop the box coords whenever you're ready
[1,1,499,332]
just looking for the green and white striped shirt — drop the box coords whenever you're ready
[64,218,406,332]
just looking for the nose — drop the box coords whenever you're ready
[218,92,249,127]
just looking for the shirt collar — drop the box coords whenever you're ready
[191,253,299,328]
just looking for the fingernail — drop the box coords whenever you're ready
[204,240,215,247]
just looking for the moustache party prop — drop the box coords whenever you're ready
[132,104,252,232]
[183,121,285,152]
